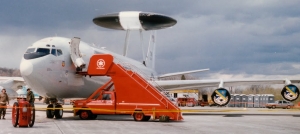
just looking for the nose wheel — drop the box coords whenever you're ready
[46,104,55,118]
[46,103,63,119]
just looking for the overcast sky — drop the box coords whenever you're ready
[1,0,300,79]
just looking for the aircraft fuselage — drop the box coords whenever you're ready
[20,37,156,98]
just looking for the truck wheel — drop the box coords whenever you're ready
[272,105,276,109]
[79,110,92,120]
[133,111,145,121]
[12,102,19,127]
[46,104,55,118]
[287,105,291,109]
[142,116,151,121]
[91,114,98,120]
[29,103,35,127]
[54,105,63,119]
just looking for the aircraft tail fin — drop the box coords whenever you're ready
[145,31,156,69]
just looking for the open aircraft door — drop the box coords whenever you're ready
[70,37,86,71]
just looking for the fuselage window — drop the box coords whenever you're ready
[57,49,63,56]
[36,48,50,54]
[51,49,57,56]
[174,93,178,98]
[25,48,35,53]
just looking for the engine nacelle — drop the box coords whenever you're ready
[211,88,231,106]
[281,84,299,101]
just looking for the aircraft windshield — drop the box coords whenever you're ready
[37,48,50,54]
[57,49,63,56]
[25,48,35,53]
[24,48,50,60]
[51,49,57,56]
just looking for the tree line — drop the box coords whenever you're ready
[0,67,21,77]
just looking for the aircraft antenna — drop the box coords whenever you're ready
[140,30,146,66]
[145,30,156,69]
[123,30,131,56]
[152,31,156,69]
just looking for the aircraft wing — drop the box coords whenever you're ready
[0,77,25,91]
[0,77,24,99]
[153,79,300,90]
[158,68,209,79]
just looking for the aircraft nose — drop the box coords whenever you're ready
[20,60,33,76]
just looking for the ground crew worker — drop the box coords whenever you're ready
[0,89,9,119]
[27,88,35,106]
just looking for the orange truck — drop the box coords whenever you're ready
[198,95,209,107]
[177,97,197,107]
[177,98,187,106]
[186,98,197,107]
[73,54,183,122]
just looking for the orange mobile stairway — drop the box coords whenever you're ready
[77,54,183,121]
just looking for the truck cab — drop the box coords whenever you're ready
[74,91,116,119]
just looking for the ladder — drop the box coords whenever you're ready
[79,54,183,121]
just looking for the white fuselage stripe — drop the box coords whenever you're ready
[119,11,143,30]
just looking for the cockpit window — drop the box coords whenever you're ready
[57,49,63,56]
[36,48,50,54]
[25,48,35,53]
[51,49,57,56]
[24,48,50,60]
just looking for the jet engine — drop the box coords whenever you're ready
[211,88,231,106]
[281,84,299,101]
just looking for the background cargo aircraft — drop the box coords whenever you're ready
[0,77,24,99]
[19,11,299,119]
[16,85,41,99]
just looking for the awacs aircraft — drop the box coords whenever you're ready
[0,77,24,99]
[20,11,300,119]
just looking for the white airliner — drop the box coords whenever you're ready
[18,11,299,119]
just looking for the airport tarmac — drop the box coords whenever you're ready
[0,102,299,134]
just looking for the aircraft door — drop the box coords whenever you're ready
[70,37,86,71]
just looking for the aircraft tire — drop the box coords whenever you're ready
[46,104,55,118]
[54,105,63,119]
